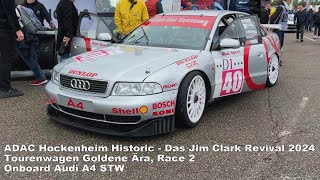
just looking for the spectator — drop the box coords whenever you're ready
[250,0,261,17]
[145,0,163,18]
[188,0,199,10]
[314,7,320,39]
[0,0,24,99]
[22,0,55,29]
[294,4,306,42]
[270,0,291,55]
[305,8,314,31]
[260,1,271,24]
[213,0,224,10]
[16,5,48,85]
[56,0,78,60]
[114,0,149,37]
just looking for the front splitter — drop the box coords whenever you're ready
[47,105,175,137]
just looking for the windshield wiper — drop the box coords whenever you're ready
[140,27,149,46]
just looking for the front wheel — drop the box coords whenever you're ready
[176,72,206,128]
[266,54,280,87]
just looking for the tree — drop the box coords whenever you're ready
[300,0,307,7]
[293,0,299,7]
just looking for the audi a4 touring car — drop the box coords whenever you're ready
[45,11,281,136]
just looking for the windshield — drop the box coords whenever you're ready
[121,15,216,50]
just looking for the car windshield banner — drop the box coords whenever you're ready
[143,15,216,30]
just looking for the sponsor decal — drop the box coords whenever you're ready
[73,49,122,62]
[176,55,198,65]
[221,50,241,56]
[163,83,177,89]
[153,109,175,116]
[152,100,175,109]
[91,42,109,48]
[213,57,245,98]
[186,61,199,69]
[68,70,98,77]
[152,100,176,116]
[112,106,148,115]
[46,97,56,105]
[142,15,216,30]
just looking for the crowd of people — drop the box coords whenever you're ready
[1,0,320,99]
[0,0,165,99]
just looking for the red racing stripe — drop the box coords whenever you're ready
[244,45,266,90]
[84,38,92,52]
[266,35,279,54]
[262,38,270,63]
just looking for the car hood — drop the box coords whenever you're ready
[58,44,199,82]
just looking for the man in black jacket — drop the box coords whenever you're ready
[313,7,320,39]
[56,0,78,60]
[305,8,314,31]
[22,0,55,28]
[294,4,306,42]
[260,1,271,24]
[0,0,24,99]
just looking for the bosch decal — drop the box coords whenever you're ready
[152,101,175,109]
[68,70,98,77]
[112,106,148,115]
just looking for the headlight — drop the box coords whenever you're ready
[51,70,59,85]
[112,82,162,96]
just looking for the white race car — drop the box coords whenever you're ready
[46,10,281,136]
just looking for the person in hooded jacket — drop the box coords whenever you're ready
[22,0,55,28]
[145,0,163,18]
[314,7,320,39]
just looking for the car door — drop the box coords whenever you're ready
[211,15,267,98]
[70,11,114,57]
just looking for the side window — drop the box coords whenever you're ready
[212,15,236,44]
[220,20,244,43]
[79,15,112,40]
[240,18,259,45]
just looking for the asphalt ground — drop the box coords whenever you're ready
[1,31,320,179]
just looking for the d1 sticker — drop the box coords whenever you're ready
[213,51,244,98]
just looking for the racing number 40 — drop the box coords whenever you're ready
[221,69,244,96]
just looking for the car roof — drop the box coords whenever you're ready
[160,10,246,17]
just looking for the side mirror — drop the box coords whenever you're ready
[220,38,240,48]
[97,33,112,41]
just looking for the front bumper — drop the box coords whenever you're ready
[45,81,178,136]
[47,105,175,136]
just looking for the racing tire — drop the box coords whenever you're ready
[176,72,206,128]
[266,54,280,87]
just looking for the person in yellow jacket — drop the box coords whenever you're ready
[114,0,149,37]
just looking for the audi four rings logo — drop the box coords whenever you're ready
[70,79,91,90]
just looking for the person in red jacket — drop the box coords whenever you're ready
[145,0,163,18]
